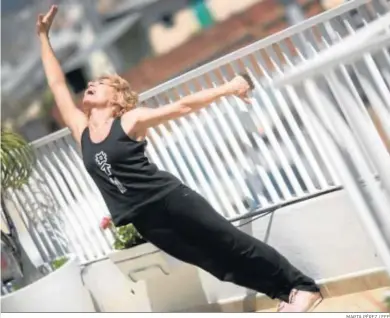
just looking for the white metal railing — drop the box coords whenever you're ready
[273,8,390,273]
[7,0,389,265]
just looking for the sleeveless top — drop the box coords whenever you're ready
[81,118,181,226]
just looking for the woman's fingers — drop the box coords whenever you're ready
[238,92,251,104]
[41,5,58,25]
[46,5,58,23]
[241,94,251,104]
[36,5,58,35]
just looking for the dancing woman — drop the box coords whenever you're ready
[37,5,322,312]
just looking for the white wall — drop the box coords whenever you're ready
[81,190,383,312]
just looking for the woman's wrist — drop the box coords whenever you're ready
[38,33,49,43]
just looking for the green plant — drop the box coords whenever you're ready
[101,217,146,250]
[113,224,145,250]
[1,130,36,270]
[51,256,68,270]
[385,292,390,312]
[1,130,35,190]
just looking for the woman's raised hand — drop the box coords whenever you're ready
[36,5,58,37]
[227,74,254,104]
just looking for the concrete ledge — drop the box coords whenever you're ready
[183,268,390,312]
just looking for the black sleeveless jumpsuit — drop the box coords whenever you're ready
[81,117,319,302]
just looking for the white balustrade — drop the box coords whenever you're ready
[273,5,390,273]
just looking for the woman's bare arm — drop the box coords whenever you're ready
[124,75,253,131]
[37,5,87,143]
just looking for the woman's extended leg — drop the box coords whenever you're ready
[132,205,236,282]
[162,185,321,309]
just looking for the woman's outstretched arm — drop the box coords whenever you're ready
[125,75,253,131]
[37,5,87,143]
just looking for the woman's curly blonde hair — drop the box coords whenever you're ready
[93,74,139,117]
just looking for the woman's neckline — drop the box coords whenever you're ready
[87,118,117,145]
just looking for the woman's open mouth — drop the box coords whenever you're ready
[85,88,95,96]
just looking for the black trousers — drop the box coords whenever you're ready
[132,184,319,302]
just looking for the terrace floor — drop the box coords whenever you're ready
[258,287,389,313]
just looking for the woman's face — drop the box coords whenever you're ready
[83,79,116,109]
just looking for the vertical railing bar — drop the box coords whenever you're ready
[328,16,350,40]
[370,0,390,17]
[342,9,368,34]
[315,23,335,47]
[302,27,324,54]
[289,29,311,60]
[277,39,299,72]
[374,48,390,89]
[264,45,285,71]
[322,19,343,45]
[351,60,390,139]
[357,4,374,25]
[360,55,390,117]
